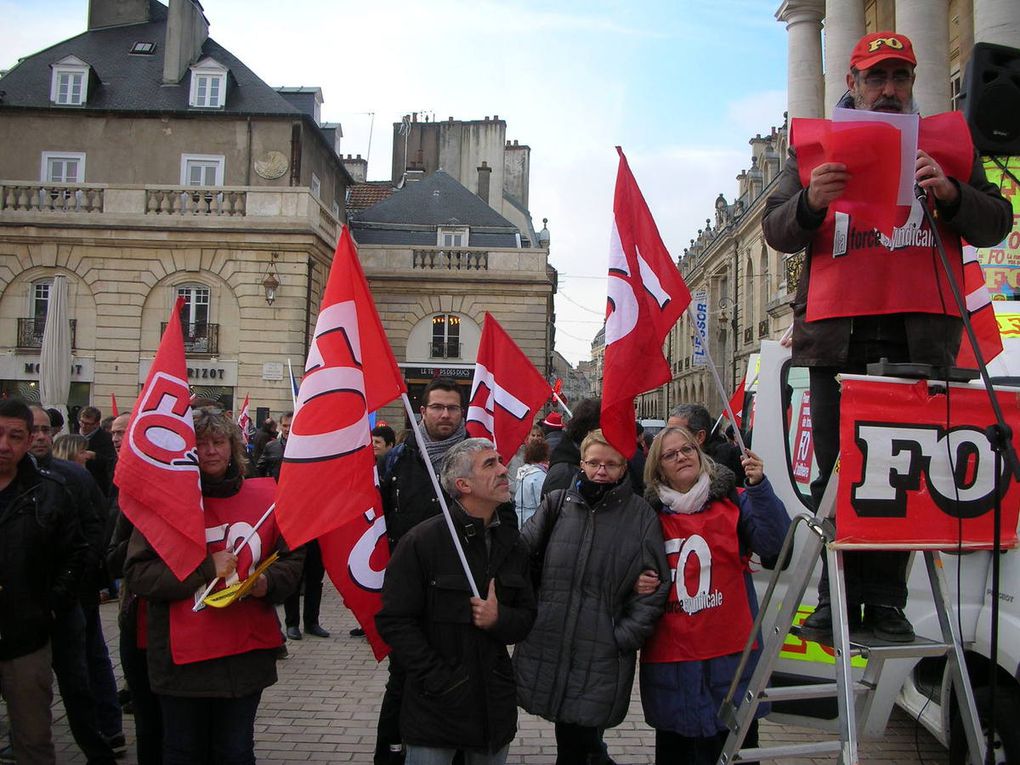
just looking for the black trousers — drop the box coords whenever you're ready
[553,722,613,765]
[284,540,325,629]
[654,719,758,765]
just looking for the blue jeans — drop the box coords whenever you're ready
[405,744,508,765]
[83,602,123,738]
[160,691,262,765]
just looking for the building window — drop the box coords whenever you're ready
[50,57,90,106]
[331,201,340,219]
[950,70,962,111]
[180,154,224,186]
[311,173,321,199]
[32,280,51,322]
[130,41,156,55]
[431,313,461,359]
[176,284,216,354]
[188,59,228,108]
[437,227,469,248]
[41,152,85,183]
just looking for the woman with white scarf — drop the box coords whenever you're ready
[637,426,789,765]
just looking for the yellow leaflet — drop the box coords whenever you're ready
[202,551,280,609]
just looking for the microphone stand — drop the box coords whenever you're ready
[912,184,1019,765]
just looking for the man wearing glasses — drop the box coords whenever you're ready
[376,377,468,764]
[78,406,117,496]
[763,31,1011,642]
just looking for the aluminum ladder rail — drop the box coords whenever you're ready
[716,473,987,764]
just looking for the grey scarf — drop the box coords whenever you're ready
[418,418,467,471]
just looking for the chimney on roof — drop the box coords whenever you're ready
[343,154,368,183]
[88,0,150,30]
[404,169,425,184]
[163,0,209,84]
[477,161,492,206]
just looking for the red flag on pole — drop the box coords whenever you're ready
[236,393,251,446]
[114,296,206,581]
[956,245,1004,369]
[465,313,552,462]
[273,225,405,659]
[110,392,119,418]
[727,379,746,430]
[601,148,691,458]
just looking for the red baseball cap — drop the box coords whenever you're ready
[850,32,916,71]
[542,412,563,429]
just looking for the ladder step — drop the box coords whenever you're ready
[723,740,843,762]
[758,681,870,702]
[859,638,953,659]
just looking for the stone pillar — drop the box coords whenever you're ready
[896,0,951,114]
[974,0,1020,46]
[824,0,866,115]
[776,0,825,119]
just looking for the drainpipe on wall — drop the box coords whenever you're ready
[303,256,314,361]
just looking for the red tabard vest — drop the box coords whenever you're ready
[169,478,284,665]
[642,499,753,663]
[806,112,974,322]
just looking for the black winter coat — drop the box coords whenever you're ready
[376,503,536,753]
[0,456,88,660]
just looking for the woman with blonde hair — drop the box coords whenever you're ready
[52,433,91,465]
[514,428,669,764]
[638,426,789,764]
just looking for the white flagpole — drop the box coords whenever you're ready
[192,503,277,611]
[686,305,748,455]
[552,390,573,419]
[400,393,480,599]
[287,359,298,410]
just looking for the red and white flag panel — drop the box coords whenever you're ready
[602,148,691,458]
[236,393,251,446]
[273,226,405,660]
[956,245,1004,369]
[466,313,552,462]
[114,296,206,582]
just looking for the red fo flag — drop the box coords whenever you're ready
[466,313,551,462]
[956,245,1004,369]
[727,379,746,430]
[273,225,405,660]
[236,393,251,446]
[114,296,205,581]
[602,148,691,457]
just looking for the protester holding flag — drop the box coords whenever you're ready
[763,31,1011,642]
[514,429,668,765]
[667,404,746,487]
[638,426,788,764]
[124,408,303,765]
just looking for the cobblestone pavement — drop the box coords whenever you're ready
[45,585,950,764]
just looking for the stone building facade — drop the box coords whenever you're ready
[635,0,1019,420]
[0,0,351,422]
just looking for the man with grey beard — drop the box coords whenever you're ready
[762,31,1011,644]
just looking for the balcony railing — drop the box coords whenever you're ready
[430,340,460,359]
[162,322,219,355]
[2,184,104,213]
[16,318,77,349]
[146,188,247,216]
[743,326,753,344]
[413,249,489,271]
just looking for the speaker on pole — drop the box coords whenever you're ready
[959,42,1020,156]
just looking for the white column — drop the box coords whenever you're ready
[896,0,951,115]
[823,0,866,116]
[974,0,1020,46]
[776,0,825,119]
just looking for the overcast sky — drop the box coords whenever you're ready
[2,0,789,365]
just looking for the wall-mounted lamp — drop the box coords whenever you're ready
[262,252,280,306]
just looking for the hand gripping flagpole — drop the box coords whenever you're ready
[400,393,481,599]
[686,305,748,456]
[552,390,573,419]
[192,503,276,611]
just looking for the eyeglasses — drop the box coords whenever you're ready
[425,404,462,415]
[31,425,52,435]
[861,70,912,88]
[660,444,699,463]
[581,459,625,472]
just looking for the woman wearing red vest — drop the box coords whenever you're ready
[125,408,303,765]
[639,426,790,765]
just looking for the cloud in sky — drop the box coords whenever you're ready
[1,0,790,364]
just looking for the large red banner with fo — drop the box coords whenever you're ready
[466,313,551,462]
[837,376,1020,549]
[273,226,406,659]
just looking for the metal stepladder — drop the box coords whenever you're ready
[717,471,988,765]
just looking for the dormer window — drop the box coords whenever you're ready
[50,56,90,106]
[189,58,228,109]
[437,226,469,248]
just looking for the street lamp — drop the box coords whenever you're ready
[262,252,280,306]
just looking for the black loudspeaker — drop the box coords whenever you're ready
[960,42,1020,156]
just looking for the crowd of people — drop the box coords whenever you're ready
[0,27,1011,765]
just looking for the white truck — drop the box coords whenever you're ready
[747,320,1020,763]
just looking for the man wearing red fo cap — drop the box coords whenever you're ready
[762,31,1011,642]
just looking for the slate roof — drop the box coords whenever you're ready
[351,171,517,229]
[0,0,302,118]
